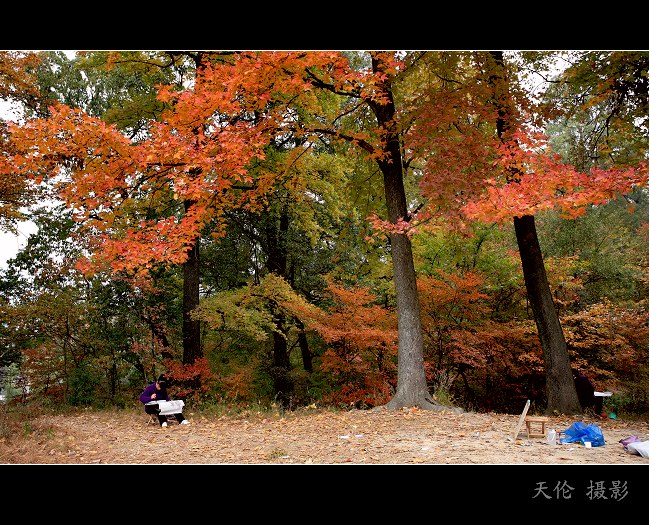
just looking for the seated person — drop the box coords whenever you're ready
[573,368,603,416]
[139,374,189,427]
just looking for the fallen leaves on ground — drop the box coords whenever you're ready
[1,406,648,464]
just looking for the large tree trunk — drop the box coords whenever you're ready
[488,51,581,415]
[514,216,582,414]
[182,202,203,365]
[180,52,210,368]
[370,53,458,412]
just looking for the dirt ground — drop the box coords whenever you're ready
[1,405,648,465]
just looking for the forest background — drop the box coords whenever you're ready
[1,50,648,434]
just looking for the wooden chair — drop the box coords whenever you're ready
[525,415,550,438]
[146,413,178,426]
[513,399,549,439]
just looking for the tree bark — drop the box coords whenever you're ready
[270,309,292,408]
[179,51,210,368]
[296,319,313,373]
[369,53,458,412]
[182,201,203,365]
[514,216,582,414]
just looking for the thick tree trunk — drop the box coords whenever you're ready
[488,51,582,415]
[180,55,209,368]
[514,216,582,414]
[182,233,203,365]
[370,53,459,412]
[384,226,435,410]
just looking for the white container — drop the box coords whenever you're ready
[547,429,557,446]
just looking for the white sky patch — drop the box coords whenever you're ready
[0,221,38,269]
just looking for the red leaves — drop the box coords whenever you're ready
[306,279,398,406]
[365,212,419,240]
[459,133,649,225]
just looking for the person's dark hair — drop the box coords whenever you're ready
[157,374,168,389]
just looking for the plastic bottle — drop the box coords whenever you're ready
[547,429,557,446]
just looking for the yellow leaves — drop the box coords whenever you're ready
[0,51,41,103]
[194,274,321,343]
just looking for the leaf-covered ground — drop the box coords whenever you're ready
[1,405,648,465]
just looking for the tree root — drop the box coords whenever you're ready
[380,396,464,414]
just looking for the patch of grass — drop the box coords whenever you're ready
[432,386,457,408]
[267,447,288,460]
[22,421,33,438]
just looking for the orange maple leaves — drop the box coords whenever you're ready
[4,50,649,277]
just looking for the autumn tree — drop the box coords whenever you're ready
[194,273,321,403]
[285,51,453,411]
[307,279,398,407]
[0,51,45,377]
[448,52,646,413]
[399,50,649,414]
[0,51,42,232]
[547,51,649,168]
[0,201,188,405]
[485,51,581,414]
[364,53,434,410]
[1,52,207,394]
[540,51,649,411]
[193,138,381,407]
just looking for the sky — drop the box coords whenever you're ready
[0,224,37,269]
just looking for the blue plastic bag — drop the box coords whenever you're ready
[561,421,605,447]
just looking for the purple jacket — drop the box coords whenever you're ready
[139,382,171,404]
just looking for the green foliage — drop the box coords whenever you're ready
[413,222,523,311]
[432,382,456,407]
[607,390,649,419]
[537,196,649,306]
[546,51,649,168]
[21,420,33,438]
[1,364,23,401]
[66,365,101,407]
[31,51,178,134]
